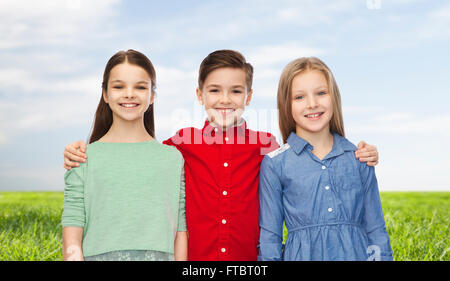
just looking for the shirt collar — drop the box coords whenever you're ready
[202,118,248,137]
[286,131,309,155]
[286,131,356,158]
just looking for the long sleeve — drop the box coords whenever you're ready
[258,156,284,261]
[61,164,86,228]
[177,161,187,232]
[360,164,393,261]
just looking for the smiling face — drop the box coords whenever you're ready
[103,62,154,123]
[291,69,333,138]
[196,67,252,129]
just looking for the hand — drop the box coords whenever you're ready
[63,140,87,170]
[65,245,84,261]
[355,141,379,167]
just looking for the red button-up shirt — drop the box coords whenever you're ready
[163,120,279,261]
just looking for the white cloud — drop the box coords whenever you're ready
[416,3,450,39]
[0,0,120,49]
[275,0,357,24]
[347,112,450,135]
[249,43,324,67]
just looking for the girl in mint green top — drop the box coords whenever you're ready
[61,49,188,261]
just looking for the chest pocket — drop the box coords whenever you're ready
[332,168,362,191]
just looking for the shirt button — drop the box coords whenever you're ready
[221,248,226,253]
[225,137,229,142]
[214,128,218,132]
[222,219,227,224]
[223,162,228,167]
[325,186,330,190]
[322,165,326,170]
[328,207,333,212]
[223,191,228,196]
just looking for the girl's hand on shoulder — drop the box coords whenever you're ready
[63,140,88,170]
[355,141,379,167]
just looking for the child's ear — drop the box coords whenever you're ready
[150,92,155,105]
[103,90,109,104]
[196,87,204,105]
[245,89,253,106]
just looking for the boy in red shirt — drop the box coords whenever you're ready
[63,50,380,260]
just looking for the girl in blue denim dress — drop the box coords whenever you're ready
[258,57,393,261]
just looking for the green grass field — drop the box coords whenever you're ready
[0,191,448,261]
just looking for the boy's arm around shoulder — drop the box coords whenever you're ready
[358,162,393,261]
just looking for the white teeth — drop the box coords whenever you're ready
[218,109,234,113]
[306,113,321,118]
[121,103,138,108]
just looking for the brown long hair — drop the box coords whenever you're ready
[88,49,157,143]
[277,57,345,143]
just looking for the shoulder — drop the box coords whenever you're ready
[335,136,374,176]
[267,142,291,159]
[155,141,183,158]
[64,162,86,182]
[248,129,280,153]
[163,126,201,147]
[335,134,357,152]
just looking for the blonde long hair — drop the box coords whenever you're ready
[277,57,345,143]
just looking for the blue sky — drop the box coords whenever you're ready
[0,0,449,191]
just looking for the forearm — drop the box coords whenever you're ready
[174,231,188,261]
[62,226,84,261]
[258,228,283,261]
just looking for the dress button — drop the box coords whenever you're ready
[225,137,229,142]
[325,186,330,190]
[223,191,227,196]
[328,207,333,212]
[221,248,226,253]
[224,162,228,167]
[222,219,227,224]
[322,165,326,170]
[214,128,218,132]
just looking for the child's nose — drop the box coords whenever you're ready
[220,91,232,104]
[125,87,136,98]
[307,96,318,108]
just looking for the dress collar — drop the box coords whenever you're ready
[286,131,356,158]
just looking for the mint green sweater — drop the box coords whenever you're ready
[61,140,186,257]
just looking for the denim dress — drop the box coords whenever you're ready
[257,132,393,261]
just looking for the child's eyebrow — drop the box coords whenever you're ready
[314,85,328,90]
[110,80,148,84]
[206,84,222,88]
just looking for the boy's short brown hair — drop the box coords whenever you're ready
[198,49,253,90]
